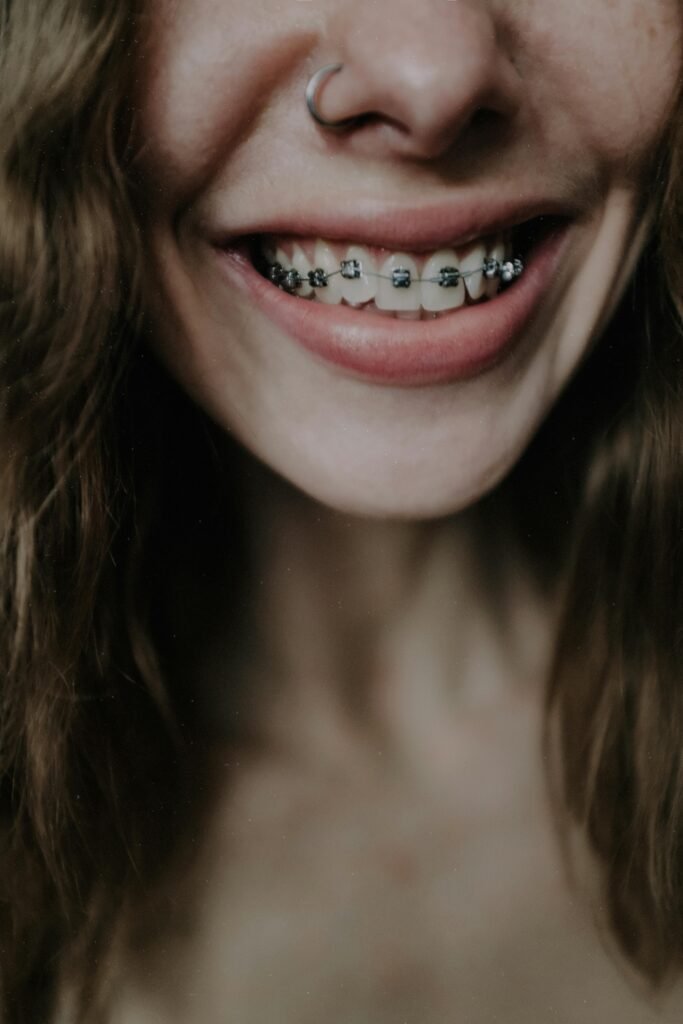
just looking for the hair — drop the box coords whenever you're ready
[545,88,683,978]
[0,1,682,1020]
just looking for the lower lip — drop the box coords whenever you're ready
[213,227,569,387]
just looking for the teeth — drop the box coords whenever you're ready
[460,242,487,301]
[421,249,465,312]
[291,243,314,297]
[340,245,378,305]
[313,240,344,305]
[376,254,421,312]
[485,237,506,299]
[274,245,289,270]
[261,234,521,314]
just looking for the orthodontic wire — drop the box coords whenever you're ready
[266,255,525,293]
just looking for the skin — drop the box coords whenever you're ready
[134,0,679,518]
[123,2,683,1021]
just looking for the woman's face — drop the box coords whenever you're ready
[133,0,681,518]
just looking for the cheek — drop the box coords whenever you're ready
[512,0,681,169]
[133,1,312,205]
[134,8,250,197]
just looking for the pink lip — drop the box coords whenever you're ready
[205,196,576,253]
[211,224,569,387]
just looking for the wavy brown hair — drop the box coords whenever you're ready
[0,1,682,1021]
[545,86,683,980]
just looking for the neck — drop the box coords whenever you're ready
[178,453,558,764]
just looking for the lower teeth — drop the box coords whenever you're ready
[332,304,471,320]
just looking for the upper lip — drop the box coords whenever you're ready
[202,194,577,253]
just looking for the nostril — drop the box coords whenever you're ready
[469,108,505,132]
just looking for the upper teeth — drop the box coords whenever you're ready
[262,238,523,313]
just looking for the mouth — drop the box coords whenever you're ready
[244,216,558,318]
[211,213,571,386]
[252,234,520,319]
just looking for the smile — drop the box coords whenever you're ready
[212,213,571,386]
[254,233,524,319]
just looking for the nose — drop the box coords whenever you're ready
[310,0,522,160]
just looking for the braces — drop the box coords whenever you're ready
[266,256,525,294]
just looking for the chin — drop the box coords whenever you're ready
[254,441,520,521]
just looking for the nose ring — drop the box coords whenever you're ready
[305,63,358,130]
